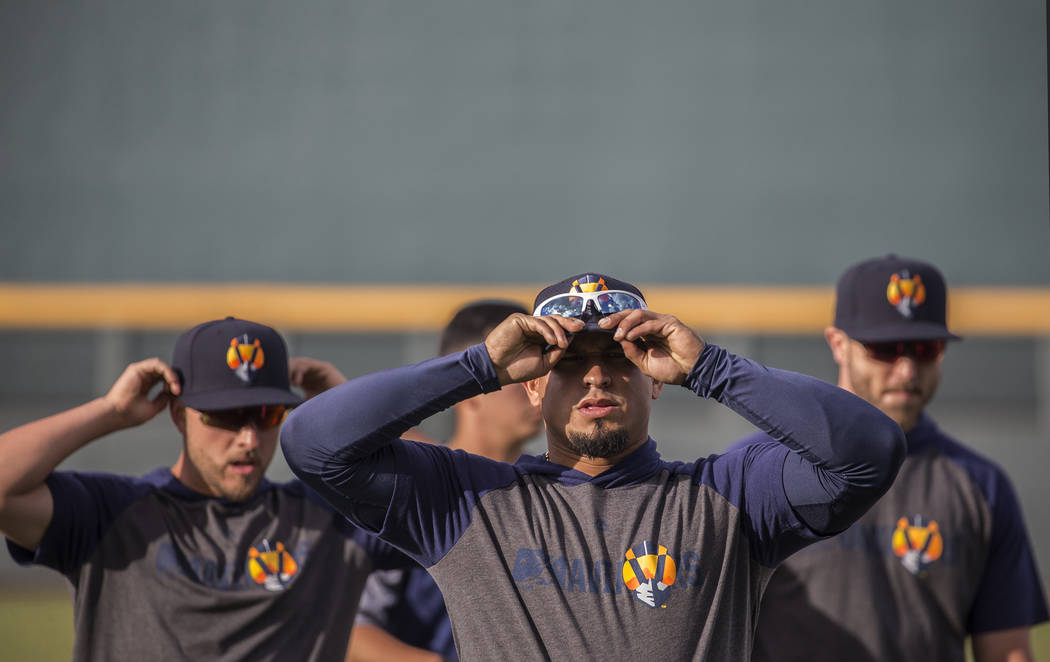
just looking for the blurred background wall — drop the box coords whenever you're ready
[1,0,1047,600]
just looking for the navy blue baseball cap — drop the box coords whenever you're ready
[172,317,303,411]
[834,255,962,343]
[533,273,647,332]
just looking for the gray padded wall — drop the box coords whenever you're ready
[1,0,1047,284]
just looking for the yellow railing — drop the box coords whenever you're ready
[0,283,1048,335]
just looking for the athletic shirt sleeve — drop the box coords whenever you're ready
[354,568,406,629]
[701,440,812,566]
[281,344,520,567]
[684,344,907,563]
[964,460,1050,632]
[291,478,415,571]
[5,471,151,576]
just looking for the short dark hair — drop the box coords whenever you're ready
[439,300,527,356]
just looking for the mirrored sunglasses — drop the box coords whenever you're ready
[533,290,647,318]
[198,405,288,431]
[862,339,945,364]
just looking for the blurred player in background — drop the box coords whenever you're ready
[348,300,542,662]
[0,317,406,661]
[740,255,1049,662]
[282,271,906,660]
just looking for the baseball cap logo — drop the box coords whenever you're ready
[885,270,926,319]
[569,275,608,294]
[226,334,265,384]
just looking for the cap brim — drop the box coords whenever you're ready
[180,387,304,411]
[845,321,962,343]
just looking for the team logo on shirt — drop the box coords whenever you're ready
[248,540,299,591]
[569,275,609,294]
[622,541,678,608]
[886,270,927,319]
[227,334,265,383]
[891,516,943,575]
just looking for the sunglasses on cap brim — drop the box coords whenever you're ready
[533,290,647,318]
[862,339,946,364]
[198,405,288,431]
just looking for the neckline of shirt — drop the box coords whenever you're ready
[904,413,939,454]
[141,467,274,506]
[518,439,663,487]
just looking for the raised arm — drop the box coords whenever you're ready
[288,356,436,444]
[0,358,179,551]
[279,348,496,549]
[689,343,906,534]
[600,309,906,538]
[280,315,583,556]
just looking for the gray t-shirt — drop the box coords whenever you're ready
[425,455,780,661]
[7,467,404,661]
[739,415,1050,662]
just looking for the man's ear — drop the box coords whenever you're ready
[824,326,850,367]
[169,399,187,436]
[824,326,857,392]
[650,378,663,400]
[522,376,547,407]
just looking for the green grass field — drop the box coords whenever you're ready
[0,591,75,661]
[1032,625,1050,659]
[0,590,1048,660]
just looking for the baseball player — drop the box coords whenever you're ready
[281,272,907,660]
[0,317,407,661]
[738,255,1049,661]
[348,300,542,662]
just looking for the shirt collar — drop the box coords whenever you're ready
[904,413,939,454]
[516,438,663,487]
[143,467,272,505]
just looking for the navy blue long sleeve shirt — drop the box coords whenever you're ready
[282,343,905,661]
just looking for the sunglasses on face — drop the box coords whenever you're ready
[533,290,647,318]
[198,405,288,431]
[862,339,945,364]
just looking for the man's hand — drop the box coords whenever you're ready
[484,314,585,385]
[1,357,179,552]
[597,310,705,384]
[289,357,348,400]
[102,358,181,427]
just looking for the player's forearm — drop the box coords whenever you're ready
[972,627,1034,662]
[347,624,446,662]
[685,344,906,532]
[0,397,127,501]
[281,344,499,496]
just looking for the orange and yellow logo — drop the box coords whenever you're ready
[227,335,265,383]
[886,271,926,319]
[622,541,677,608]
[892,516,942,575]
[248,540,298,591]
[570,276,608,294]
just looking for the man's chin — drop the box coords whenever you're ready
[218,477,261,502]
[878,400,923,429]
[566,424,630,458]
